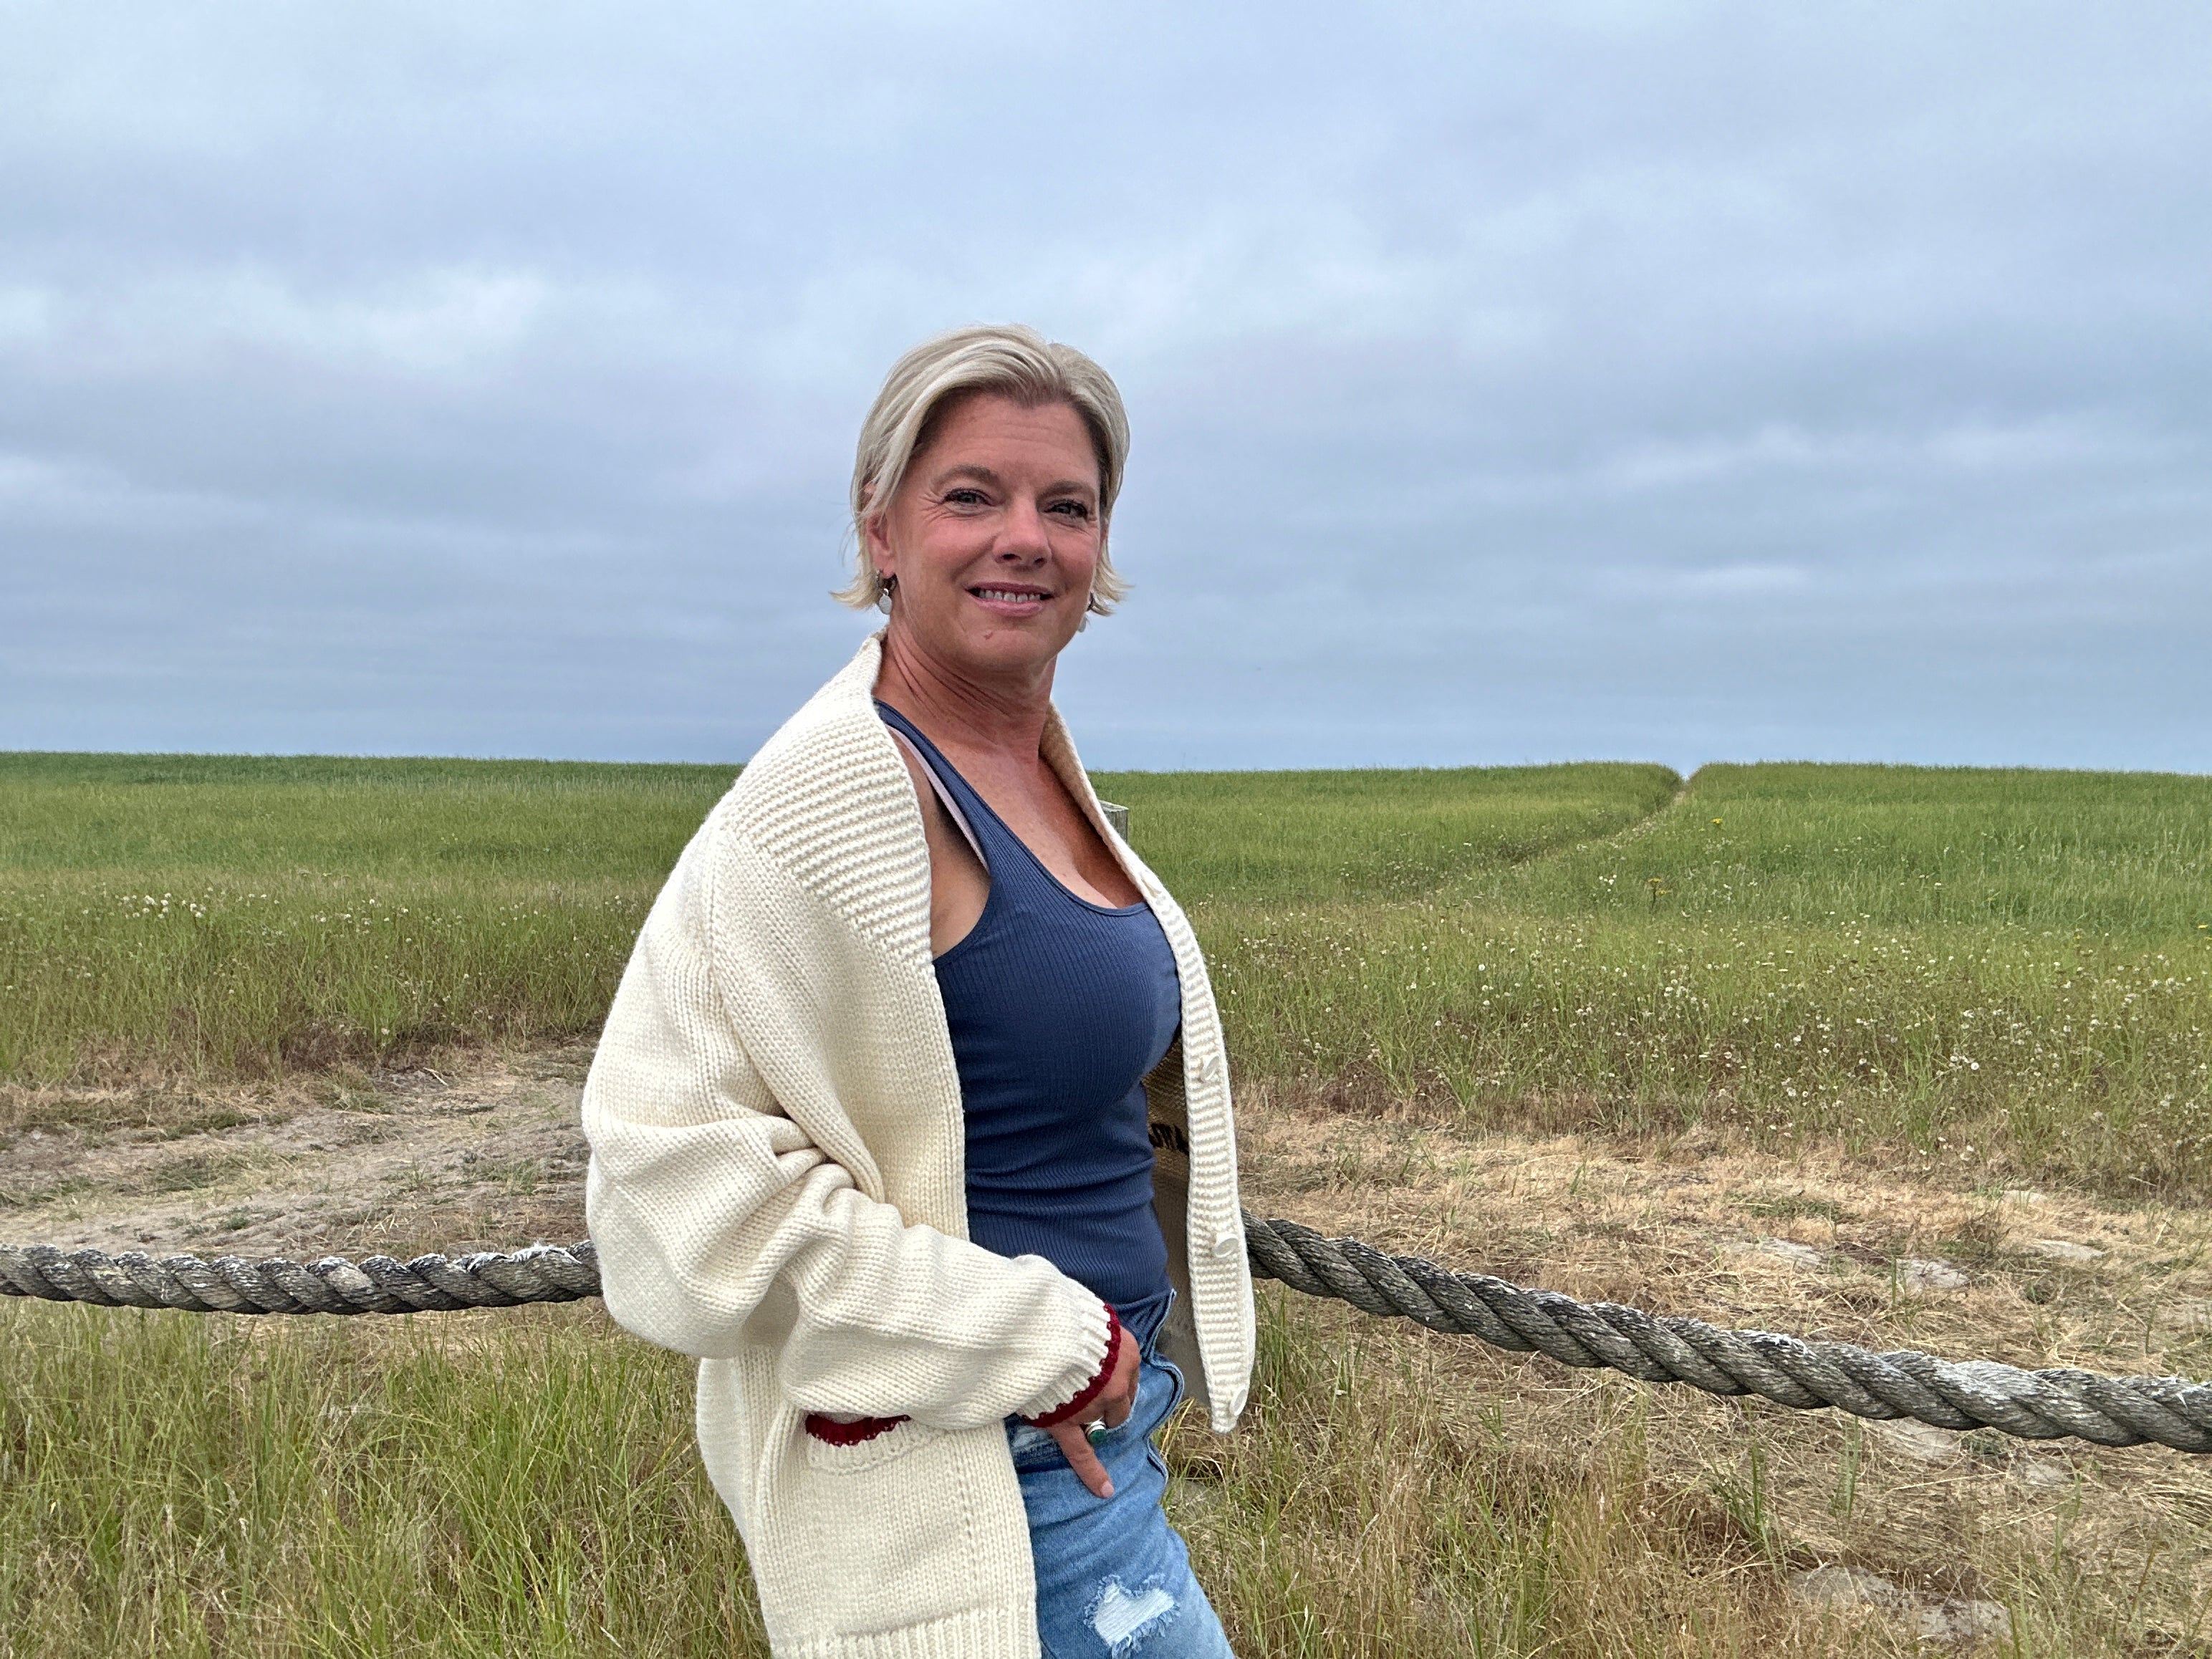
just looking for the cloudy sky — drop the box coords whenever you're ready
[5,3,2207,773]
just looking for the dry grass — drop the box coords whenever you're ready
[1170,1087,2212,1655]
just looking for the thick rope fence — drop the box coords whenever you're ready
[6,1216,2209,1456]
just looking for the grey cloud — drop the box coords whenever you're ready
[3,1,2207,770]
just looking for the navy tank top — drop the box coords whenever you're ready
[877,702,1180,1315]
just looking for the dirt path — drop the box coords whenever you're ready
[9,1055,2211,1381]
[9,1052,2210,1396]
[0,1050,591,1261]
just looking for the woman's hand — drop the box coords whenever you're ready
[1042,1332,1142,1499]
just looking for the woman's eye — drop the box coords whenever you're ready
[1048,501,1093,521]
[943,488,989,506]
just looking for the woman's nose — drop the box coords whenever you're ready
[997,496,1051,557]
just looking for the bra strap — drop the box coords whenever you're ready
[888,727,987,869]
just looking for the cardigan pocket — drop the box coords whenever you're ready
[802,1413,946,1474]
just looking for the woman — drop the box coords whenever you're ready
[583,324,1254,1659]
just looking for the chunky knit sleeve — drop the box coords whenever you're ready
[583,824,1113,1430]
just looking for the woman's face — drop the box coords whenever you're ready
[866,391,1105,686]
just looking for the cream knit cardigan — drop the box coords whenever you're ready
[582,635,1255,1659]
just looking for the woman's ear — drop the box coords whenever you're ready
[1086,532,1109,615]
[860,504,895,586]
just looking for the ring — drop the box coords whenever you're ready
[1085,1420,1109,1446]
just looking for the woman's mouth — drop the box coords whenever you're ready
[969,586,1051,609]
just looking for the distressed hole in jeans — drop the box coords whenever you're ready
[1089,1577,1179,1654]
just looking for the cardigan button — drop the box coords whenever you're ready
[1209,1232,1240,1261]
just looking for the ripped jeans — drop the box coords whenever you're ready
[1006,1307,1236,1658]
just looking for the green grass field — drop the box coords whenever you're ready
[0,1294,1634,1659]
[1162,761,2212,1197]
[0,754,735,1079]
[6,749,2212,1655]
[6,750,2206,1195]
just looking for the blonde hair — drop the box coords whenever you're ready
[836,323,1131,614]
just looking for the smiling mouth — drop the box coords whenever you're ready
[970,586,1051,604]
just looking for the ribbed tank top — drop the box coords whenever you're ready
[877,703,1179,1315]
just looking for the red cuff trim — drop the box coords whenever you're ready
[1025,1306,1124,1428]
[802,1413,909,1446]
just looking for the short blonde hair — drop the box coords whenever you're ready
[837,324,1132,614]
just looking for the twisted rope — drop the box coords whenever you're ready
[1241,1216,2212,1454]
[6,1218,2208,1454]
[0,1239,600,1315]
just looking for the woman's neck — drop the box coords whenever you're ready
[874,623,1055,765]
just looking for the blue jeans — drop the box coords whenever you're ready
[1006,1312,1236,1658]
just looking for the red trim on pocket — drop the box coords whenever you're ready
[802,1413,909,1446]
[1025,1306,1124,1428]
